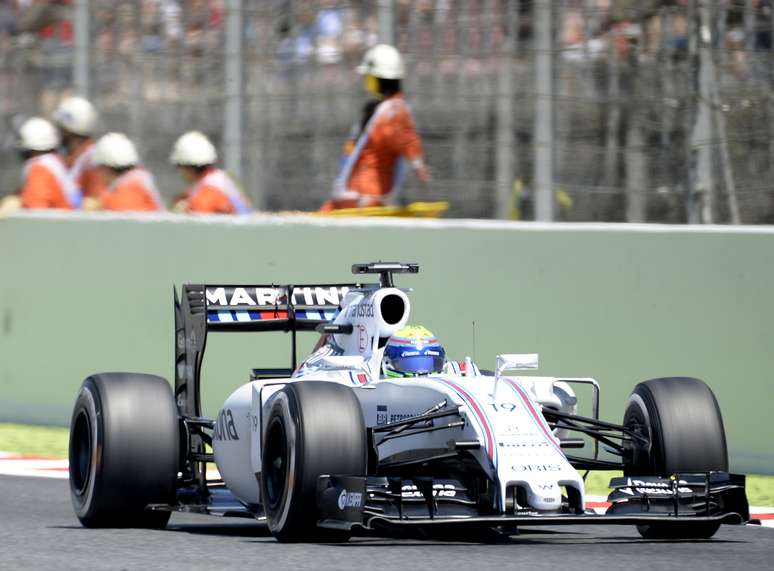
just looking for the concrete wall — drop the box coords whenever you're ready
[1,211,773,473]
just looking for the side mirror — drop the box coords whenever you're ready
[492,353,539,398]
[496,353,539,375]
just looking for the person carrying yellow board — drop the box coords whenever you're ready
[321,44,430,212]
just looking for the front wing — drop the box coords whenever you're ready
[317,472,749,531]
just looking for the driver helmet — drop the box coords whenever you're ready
[383,325,446,378]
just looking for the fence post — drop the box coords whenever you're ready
[625,121,647,222]
[770,0,774,190]
[604,21,621,204]
[704,0,739,224]
[494,1,517,219]
[378,0,395,45]
[534,0,555,221]
[72,0,90,98]
[224,0,247,201]
[690,0,716,223]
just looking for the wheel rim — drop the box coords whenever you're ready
[623,398,653,475]
[264,417,288,511]
[70,410,92,495]
[627,419,648,471]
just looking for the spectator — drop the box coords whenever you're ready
[0,1,16,45]
[17,0,74,115]
[293,5,318,64]
[139,0,164,53]
[321,44,430,212]
[93,132,164,212]
[339,7,377,62]
[52,96,106,199]
[184,0,221,55]
[169,131,250,214]
[315,0,343,64]
[160,0,182,44]
[17,116,81,209]
[756,0,772,50]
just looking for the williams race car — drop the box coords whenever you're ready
[68,262,749,541]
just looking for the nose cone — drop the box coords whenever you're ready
[526,480,562,511]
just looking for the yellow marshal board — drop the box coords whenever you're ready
[319,201,449,218]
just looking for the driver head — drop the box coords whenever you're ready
[383,325,445,378]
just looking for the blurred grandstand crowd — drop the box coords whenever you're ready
[2,1,774,221]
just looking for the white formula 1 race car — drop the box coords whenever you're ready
[68,263,749,542]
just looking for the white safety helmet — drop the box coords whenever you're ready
[169,131,217,167]
[356,44,405,79]
[18,117,61,152]
[94,132,139,169]
[53,96,98,136]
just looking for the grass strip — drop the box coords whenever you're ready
[0,423,69,458]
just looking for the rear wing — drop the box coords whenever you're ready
[174,283,357,417]
[199,284,356,332]
[173,262,418,418]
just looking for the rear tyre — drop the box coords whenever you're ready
[622,377,728,539]
[261,381,367,543]
[69,373,179,528]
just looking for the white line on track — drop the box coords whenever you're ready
[0,452,222,481]
[0,453,68,479]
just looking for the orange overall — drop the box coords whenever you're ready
[322,94,424,211]
[20,153,81,209]
[184,168,250,214]
[100,167,164,212]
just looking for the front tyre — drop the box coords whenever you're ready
[261,381,367,542]
[623,377,728,539]
[69,373,179,528]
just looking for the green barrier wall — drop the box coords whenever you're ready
[1,212,773,473]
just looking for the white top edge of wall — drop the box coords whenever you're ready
[5,209,774,236]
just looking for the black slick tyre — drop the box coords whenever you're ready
[622,377,728,539]
[69,373,179,528]
[261,381,367,543]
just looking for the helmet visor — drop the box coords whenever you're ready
[390,353,445,376]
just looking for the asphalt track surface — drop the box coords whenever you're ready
[1,475,772,571]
